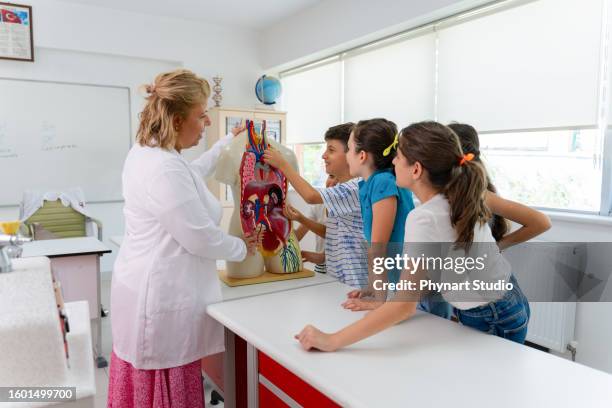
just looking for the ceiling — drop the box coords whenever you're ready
[57,0,323,30]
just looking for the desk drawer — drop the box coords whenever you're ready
[258,351,340,408]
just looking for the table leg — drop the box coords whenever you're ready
[247,342,258,407]
[95,256,107,368]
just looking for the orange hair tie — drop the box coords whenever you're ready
[459,153,475,166]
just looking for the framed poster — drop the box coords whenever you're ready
[0,2,33,62]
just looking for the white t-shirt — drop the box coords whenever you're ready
[306,203,327,274]
[404,194,511,309]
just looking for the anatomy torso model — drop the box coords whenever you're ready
[215,120,302,278]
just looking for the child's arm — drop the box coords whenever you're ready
[263,149,323,204]
[294,224,309,241]
[486,191,551,250]
[368,196,396,287]
[368,196,397,302]
[296,300,417,351]
[296,211,433,352]
[301,250,325,264]
[285,205,326,239]
[343,197,397,310]
[298,264,423,351]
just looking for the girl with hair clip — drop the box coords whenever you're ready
[447,123,551,250]
[340,119,415,306]
[341,119,451,320]
[295,121,538,352]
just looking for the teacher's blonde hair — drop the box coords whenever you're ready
[136,69,211,150]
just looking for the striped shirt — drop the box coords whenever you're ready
[319,179,368,288]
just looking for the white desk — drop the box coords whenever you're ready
[22,237,110,259]
[208,282,612,408]
[21,237,111,369]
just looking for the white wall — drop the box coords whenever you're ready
[28,0,261,106]
[0,0,263,273]
[541,217,612,374]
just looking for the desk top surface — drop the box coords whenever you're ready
[208,282,612,408]
[21,237,111,258]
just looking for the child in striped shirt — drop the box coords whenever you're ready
[289,175,337,274]
[264,123,369,288]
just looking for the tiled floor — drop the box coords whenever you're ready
[92,275,222,407]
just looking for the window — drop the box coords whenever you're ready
[480,129,603,212]
[281,0,610,214]
[289,143,326,188]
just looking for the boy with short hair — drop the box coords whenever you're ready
[264,123,368,287]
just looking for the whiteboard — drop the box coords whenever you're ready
[0,78,131,205]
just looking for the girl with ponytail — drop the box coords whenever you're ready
[447,123,551,249]
[295,121,534,352]
[342,118,452,320]
[339,119,416,308]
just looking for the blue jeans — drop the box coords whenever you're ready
[418,291,453,320]
[454,275,531,344]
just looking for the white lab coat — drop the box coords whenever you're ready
[111,134,246,369]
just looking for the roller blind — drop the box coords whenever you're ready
[343,32,436,128]
[437,0,604,132]
[282,60,342,144]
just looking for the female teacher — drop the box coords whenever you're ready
[108,69,258,408]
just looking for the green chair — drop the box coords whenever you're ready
[23,199,103,241]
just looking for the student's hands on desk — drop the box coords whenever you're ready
[295,325,339,352]
[342,289,384,311]
[342,296,384,311]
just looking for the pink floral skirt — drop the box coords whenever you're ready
[107,351,204,408]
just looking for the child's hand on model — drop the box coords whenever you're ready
[263,148,289,171]
[283,205,304,222]
[295,325,338,352]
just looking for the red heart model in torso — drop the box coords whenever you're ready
[239,120,290,256]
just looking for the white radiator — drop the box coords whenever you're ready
[504,243,584,352]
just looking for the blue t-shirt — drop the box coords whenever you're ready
[358,169,414,283]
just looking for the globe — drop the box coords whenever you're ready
[255,75,282,105]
